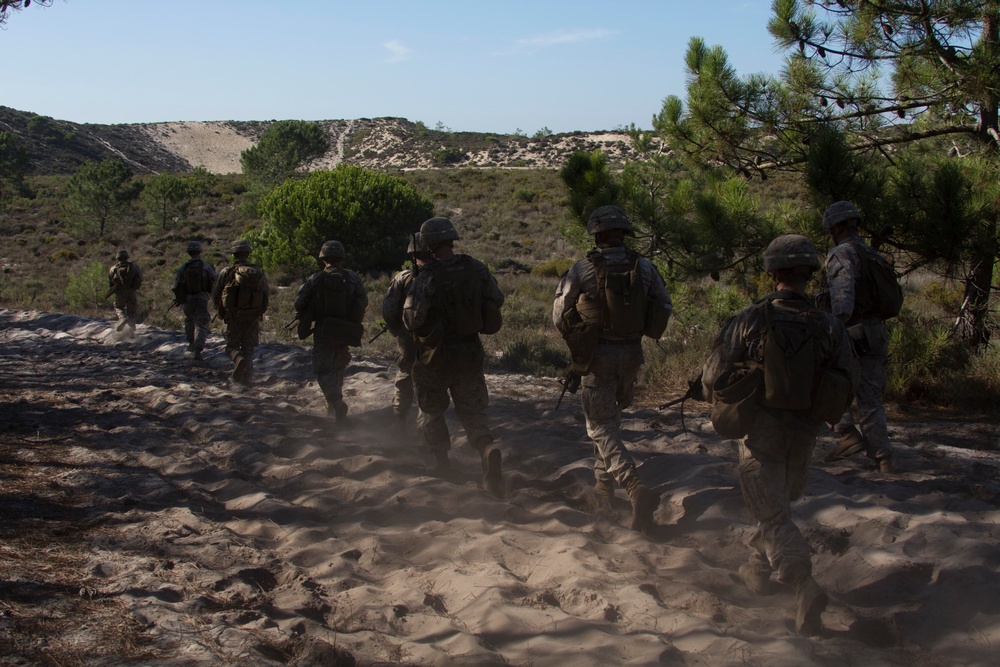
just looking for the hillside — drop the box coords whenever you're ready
[0,106,645,175]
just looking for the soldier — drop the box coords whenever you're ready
[403,217,505,495]
[294,240,368,422]
[821,201,896,473]
[552,205,672,534]
[701,234,858,635]
[381,233,431,430]
[108,249,143,335]
[212,239,269,386]
[172,240,218,360]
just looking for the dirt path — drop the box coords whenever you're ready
[2,309,999,666]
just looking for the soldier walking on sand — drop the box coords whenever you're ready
[820,201,897,473]
[701,234,858,635]
[212,240,269,386]
[403,217,505,496]
[551,205,672,534]
[172,241,217,360]
[108,249,143,335]
[381,233,431,431]
[294,240,368,422]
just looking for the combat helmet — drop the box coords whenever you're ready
[319,240,346,260]
[822,201,862,231]
[231,239,252,255]
[116,249,129,260]
[762,234,821,272]
[407,232,430,256]
[587,205,633,236]
[420,217,459,245]
[186,240,202,254]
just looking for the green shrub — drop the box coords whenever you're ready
[49,248,78,263]
[532,258,574,277]
[64,261,108,309]
[514,188,537,203]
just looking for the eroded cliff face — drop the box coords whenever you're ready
[1,106,645,175]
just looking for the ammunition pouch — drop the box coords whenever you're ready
[297,318,314,341]
[315,317,364,347]
[563,322,599,375]
[805,368,853,424]
[710,365,763,439]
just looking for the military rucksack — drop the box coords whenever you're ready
[588,248,648,338]
[222,263,265,312]
[112,262,138,290]
[850,242,903,320]
[313,269,352,320]
[182,259,209,295]
[428,256,486,337]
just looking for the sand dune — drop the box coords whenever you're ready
[1,308,999,665]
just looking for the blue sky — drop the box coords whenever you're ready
[2,0,786,133]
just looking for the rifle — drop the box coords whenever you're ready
[104,287,115,300]
[368,321,390,344]
[284,317,299,331]
[658,372,704,433]
[554,367,581,412]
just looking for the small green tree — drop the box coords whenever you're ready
[64,261,109,310]
[140,173,190,230]
[240,120,329,215]
[63,158,141,239]
[0,131,31,202]
[251,165,435,277]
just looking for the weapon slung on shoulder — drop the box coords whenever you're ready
[368,321,389,344]
[658,372,705,410]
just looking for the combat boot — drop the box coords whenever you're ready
[794,576,828,636]
[594,478,614,500]
[480,444,503,497]
[627,483,660,534]
[877,455,894,473]
[433,450,451,475]
[827,425,866,462]
[738,562,772,596]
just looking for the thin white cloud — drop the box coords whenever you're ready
[494,29,617,56]
[383,40,412,64]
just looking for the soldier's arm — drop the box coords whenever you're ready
[826,246,859,323]
[551,264,583,333]
[351,273,369,323]
[700,314,748,403]
[643,259,673,322]
[403,273,431,332]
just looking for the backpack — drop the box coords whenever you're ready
[112,262,137,290]
[588,248,648,338]
[850,242,903,320]
[222,263,265,312]
[182,259,209,295]
[312,269,352,319]
[428,256,485,337]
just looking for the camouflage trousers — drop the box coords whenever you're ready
[113,289,139,331]
[182,294,211,352]
[392,334,417,419]
[314,336,352,413]
[412,340,492,455]
[738,410,818,586]
[836,320,892,461]
[581,341,644,493]
[224,314,260,383]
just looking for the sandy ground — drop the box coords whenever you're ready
[2,308,1000,666]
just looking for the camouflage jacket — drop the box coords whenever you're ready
[551,245,672,338]
[701,290,858,406]
[381,267,418,336]
[824,233,870,324]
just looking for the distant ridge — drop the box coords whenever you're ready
[0,106,646,175]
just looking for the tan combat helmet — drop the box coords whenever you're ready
[319,240,346,260]
[822,201,862,231]
[587,205,633,235]
[231,239,252,256]
[186,241,202,254]
[419,217,460,245]
[762,234,821,272]
[116,249,129,261]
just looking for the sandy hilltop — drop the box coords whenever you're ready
[2,308,999,665]
[0,106,645,176]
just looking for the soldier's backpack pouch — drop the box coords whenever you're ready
[592,250,647,338]
[710,365,763,439]
[805,368,853,424]
[854,243,903,320]
[223,264,265,312]
[563,321,600,375]
[183,259,207,295]
[761,303,816,411]
[316,317,364,347]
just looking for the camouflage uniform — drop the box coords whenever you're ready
[295,259,368,419]
[702,290,858,592]
[825,234,893,463]
[172,248,217,358]
[552,245,672,498]
[381,266,419,420]
[212,247,269,385]
[403,254,504,459]
[108,253,142,333]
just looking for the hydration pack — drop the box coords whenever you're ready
[428,256,489,337]
[851,242,903,320]
[182,259,209,295]
[588,248,648,338]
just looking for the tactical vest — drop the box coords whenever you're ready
[182,259,210,295]
[222,263,265,312]
[312,268,353,320]
[428,256,485,338]
[584,248,648,338]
